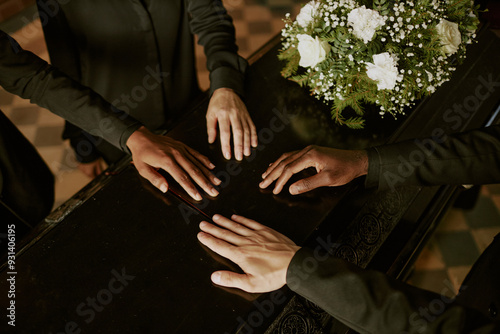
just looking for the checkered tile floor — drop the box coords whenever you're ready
[408,186,500,296]
[1,0,499,300]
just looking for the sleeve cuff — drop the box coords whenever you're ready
[208,58,247,98]
[365,147,381,189]
[119,122,142,155]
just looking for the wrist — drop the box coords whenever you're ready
[126,126,149,153]
[355,150,369,177]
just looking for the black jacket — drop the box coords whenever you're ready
[288,125,500,333]
[38,0,247,162]
[0,30,142,227]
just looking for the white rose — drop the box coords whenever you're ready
[366,52,403,90]
[436,19,461,55]
[347,6,386,44]
[297,34,331,68]
[296,1,321,28]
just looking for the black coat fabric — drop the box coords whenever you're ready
[0,109,53,227]
[365,125,500,190]
[0,30,144,228]
[0,31,141,152]
[287,125,500,333]
[38,0,247,163]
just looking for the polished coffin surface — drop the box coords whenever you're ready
[1,28,500,333]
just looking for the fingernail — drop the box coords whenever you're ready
[212,272,221,284]
[160,184,168,193]
[236,153,243,161]
[259,181,265,188]
[211,188,219,197]
[290,186,298,195]
[224,152,231,160]
[213,214,220,221]
[261,173,266,179]
[195,193,202,201]
[209,163,216,169]
[214,177,222,185]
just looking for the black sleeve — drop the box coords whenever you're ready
[287,248,499,334]
[186,0,248,97]
[0,30,141,154]
[365,125,500,190]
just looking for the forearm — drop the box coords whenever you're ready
[0,31,141,153]
[365,125,500,190]
[287,248,495,333]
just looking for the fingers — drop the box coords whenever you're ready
[228,214,264,231]
[207,113,218,145]
[210,214,258,236]
[211,271,254,292]
[259,150,310,194]
[172,154,219,199]
[186,144,216,170]
[230,115,244,161]
[242,117,257,157]
[184,145,221,188]
[134,161,169,193]
[197,230,236,260]
[289,173,329,195]
[249,120,258,149]
[219,116,232,160]
[200,221,247,245]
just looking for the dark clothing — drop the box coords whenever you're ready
[288,246,499,334]
[0,30,143,229]
[366,125,500,190]
[288,125,500,333]
[39,0,247,163]
[0,31,141,152]
[0,109,53,227]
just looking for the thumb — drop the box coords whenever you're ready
[289,173,332,195]
[211,271,253,291]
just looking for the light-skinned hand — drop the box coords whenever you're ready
[259,145,368,195]
[127,126,221,201]
[197,214,300,293]
[206,88,258,161]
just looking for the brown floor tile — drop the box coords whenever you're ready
[437,208,469,232]
[447,266,472,295]
[34,125,64,147]
[9,105,40,125]
[414,240,445,271]
[0,89,14,106]
[471,227,500,253]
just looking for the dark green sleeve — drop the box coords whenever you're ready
[186,0,248,97]
[0,30,141,153]
[287,248,498,334]
[365,125,500,191]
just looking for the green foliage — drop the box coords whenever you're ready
[278,0,479,129]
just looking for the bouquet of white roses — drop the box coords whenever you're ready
[279,0,480,128]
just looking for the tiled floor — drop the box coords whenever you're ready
[408,186,500,296]
[1,0,499,307]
